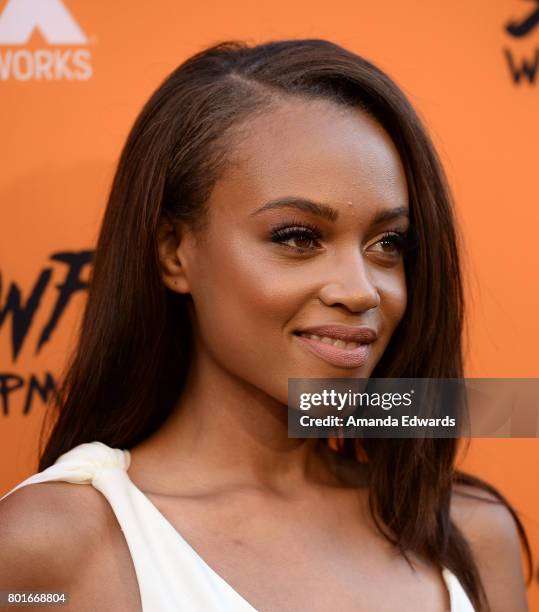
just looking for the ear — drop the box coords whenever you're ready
[156,218,192,294]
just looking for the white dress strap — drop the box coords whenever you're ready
[442,568,475,612]
[0,442,254,611]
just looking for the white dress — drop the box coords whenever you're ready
[0,441,475,611]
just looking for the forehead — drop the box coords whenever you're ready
[210,97,408,220]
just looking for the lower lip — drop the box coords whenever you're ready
[294,334,372,369]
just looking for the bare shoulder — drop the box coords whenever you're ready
[451,482,529,612]
[0,480,141,610]
[0,481,114,589]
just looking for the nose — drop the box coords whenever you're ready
[318,251,380,313]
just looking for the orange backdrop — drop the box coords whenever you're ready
[1,0,538,607]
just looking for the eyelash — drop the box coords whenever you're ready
[269,220,414,255]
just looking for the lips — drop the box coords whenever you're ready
[293,324,377,369]
[293,324,377,344]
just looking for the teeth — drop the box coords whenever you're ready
[299,333,362,349]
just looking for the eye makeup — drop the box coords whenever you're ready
[269,217,417,256]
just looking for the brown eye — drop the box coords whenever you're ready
[284,235,317,250]
[369,231,407,256]
[270,225,323,253]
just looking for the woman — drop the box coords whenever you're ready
[0,39,531,611]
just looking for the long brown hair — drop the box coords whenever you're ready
[38,39,531,610]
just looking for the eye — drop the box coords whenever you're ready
[269,223,417,257]
[270,222,323,253]
[368,230,411,257]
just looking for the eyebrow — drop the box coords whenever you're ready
[250,196,409,224]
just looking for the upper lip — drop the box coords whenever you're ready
[294,324,378,344]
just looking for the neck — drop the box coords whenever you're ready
[131,347,356,495]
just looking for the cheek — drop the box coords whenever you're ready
[187,239,300,369]
[377,268,407,336]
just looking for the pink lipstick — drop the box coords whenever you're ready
[293,325,377,369]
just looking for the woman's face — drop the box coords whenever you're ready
[164,98,409,406]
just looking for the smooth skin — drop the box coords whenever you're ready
[0,98,528,611]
